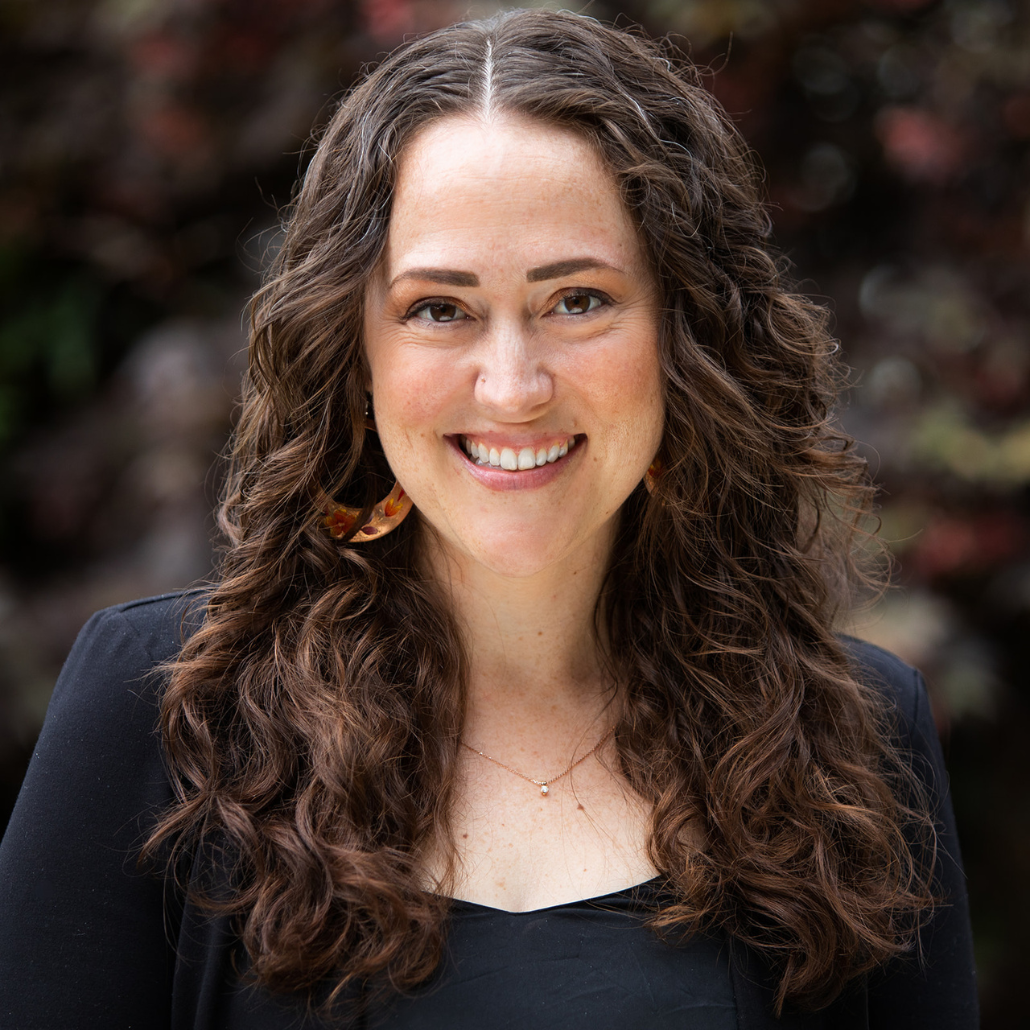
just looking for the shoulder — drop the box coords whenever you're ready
[13,588,211,854]
[75,587,208,667]
[837,634,928,749]
[38,588,209,765]
[836,635,952,829]
[58,593,209,688]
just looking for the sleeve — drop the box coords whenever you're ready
[0,606,179,1030]
[855,648,980,1029]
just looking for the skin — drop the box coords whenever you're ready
[363,113,664,911]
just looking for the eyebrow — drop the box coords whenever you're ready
[526,258,617,282]
[388,258,619,291]
[388,268,480,289]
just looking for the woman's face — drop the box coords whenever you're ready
[363,113,663,579]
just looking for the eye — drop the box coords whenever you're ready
[552,291,605,316]
[409,300,468,323]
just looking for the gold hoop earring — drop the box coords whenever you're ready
[644,457,663,495]
[323,482,413,542]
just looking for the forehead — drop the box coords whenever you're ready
[383,113,645,273]
[397,113,611,191]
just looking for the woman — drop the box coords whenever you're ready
[0,9,976,1028]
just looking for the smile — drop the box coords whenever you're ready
[459,435,578,470]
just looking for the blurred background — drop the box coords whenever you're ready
[0,0,1026,1022]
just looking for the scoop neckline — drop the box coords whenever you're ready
[442,876,666,915]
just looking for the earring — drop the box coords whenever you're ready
[322,397,412,542]
[644,457,663,495]
[323,482,413,542]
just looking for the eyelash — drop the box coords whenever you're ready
[404,299,468,323]
[551,290,609,316]
[403,289,612,323]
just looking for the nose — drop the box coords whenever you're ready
[473,321,554,417]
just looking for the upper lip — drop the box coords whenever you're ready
[450,432,581,447]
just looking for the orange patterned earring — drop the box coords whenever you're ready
[644,456,663,495]
[321,397,414,543]
[322,481,413,542]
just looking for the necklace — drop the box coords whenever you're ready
[460,728,615,796]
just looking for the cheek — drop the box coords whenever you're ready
[578,338,664,446]
[370,348,461,450]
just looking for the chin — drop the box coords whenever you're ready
[434,512,616,581]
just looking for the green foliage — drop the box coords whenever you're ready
[0,253,102,446]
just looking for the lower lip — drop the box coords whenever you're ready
[448,437,583,491]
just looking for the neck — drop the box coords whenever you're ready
[423,525,617,745]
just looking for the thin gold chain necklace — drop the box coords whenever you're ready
[460,727,615,796]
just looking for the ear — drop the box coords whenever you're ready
[358,348,373,393]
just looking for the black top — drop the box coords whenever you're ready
[0,592,979,1029]
[220,879,737,1030]
[367,881,733,1030]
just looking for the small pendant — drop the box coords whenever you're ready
[540,784,549,796]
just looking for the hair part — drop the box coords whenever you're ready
[144,8,935,1016]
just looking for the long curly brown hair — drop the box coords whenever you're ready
[144,8,936,1016]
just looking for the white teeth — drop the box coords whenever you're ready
[460,436,579,469]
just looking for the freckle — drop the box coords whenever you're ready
[537,631,543,637]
